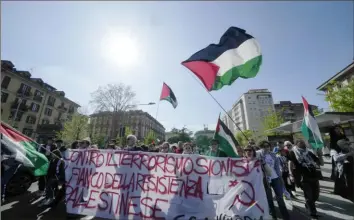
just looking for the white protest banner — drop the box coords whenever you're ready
[63,149,269,220]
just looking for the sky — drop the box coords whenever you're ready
[1,1,353,133]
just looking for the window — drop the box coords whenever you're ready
[68,105,75,113]
[9,110,23,121]
[44,108,52,116]
[13,98,27,106]
[22,128,34,137]
[47,96,56,107]
[18,83,31,95]
[30,103,40,112]
[1,92,9,103]
[42,119,50,124]
[1,76,11,89]
[26,115,36,124]
[33,90,44,102]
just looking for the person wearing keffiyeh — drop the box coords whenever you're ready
[289,140,321,220]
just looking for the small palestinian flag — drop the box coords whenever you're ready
[160,82,178,108]
[182,27,262,91]
[214,115,240,157]
[0,122,49,176]
[301,96,324,149]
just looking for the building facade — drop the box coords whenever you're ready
[275,101,319,122]
[90,110,165,141]
[1,60,80,142]
[317,61,354,108]
[222,89,274,135]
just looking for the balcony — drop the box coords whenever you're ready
[57,105,68,112]
[17,90,32,97]
[11,102,29,112]
[33,95,43,102]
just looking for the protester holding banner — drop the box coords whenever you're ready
[160,142,170,153]
[257,140,290,220]
[182,142,193,154]
[175,141,183,154]
[125,134,143,151]
[205,139,227,157]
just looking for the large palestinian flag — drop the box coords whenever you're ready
[182,27,262,91]
[300,97,324,149]
[214,116,240,157]
[0,122,49,176]
[160,82,178,108]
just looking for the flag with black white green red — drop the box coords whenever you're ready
[0,122,49,176]
[160,82,178,108]
[182,27,262,91]
[300,96,324,149]
[214,115,240,157]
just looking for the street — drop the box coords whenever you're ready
[1,158,353,220]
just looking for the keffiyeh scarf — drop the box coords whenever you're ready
[293,146,317,169]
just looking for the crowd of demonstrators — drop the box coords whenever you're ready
[3,126,352,219]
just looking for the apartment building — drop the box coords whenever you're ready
[222,89,274,135]
[275,101,319,122]
[90,110,165,141]
[1,60,80,141]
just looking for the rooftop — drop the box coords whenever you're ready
[1,60,80,107]
[90,110,165,129]
[317,60,354,91]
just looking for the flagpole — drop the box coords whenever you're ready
[155,100,160,120]
[186,73,250,141]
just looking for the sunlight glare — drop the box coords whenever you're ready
[101,31,139,67]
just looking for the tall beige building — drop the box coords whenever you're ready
[1,60,80,142]
[90,110,165,141]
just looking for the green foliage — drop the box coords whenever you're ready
[116,126,134,146]
[144,130,156,145]
[167,127,192,143]
[312,108,321,116]
[261,108,285,135]
[91,134,106,148]
[195,135,213,153]
[235,130,255,147]
[325,80,354,112]
[57,113,89,143]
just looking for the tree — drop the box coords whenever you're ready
[312,108,321,116]
[325,80,354,112]
[90,83,137,138]
[261,108,285,135]
[91,134,106,148]
[195,135,213,153]
[144,130,156,145]
[116,126,134,146]
[57,113,89,143]
[167,127,192,143]
[235,130,254,146]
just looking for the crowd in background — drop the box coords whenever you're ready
[2,125,353,220]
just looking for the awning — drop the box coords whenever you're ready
[266,112,354,134]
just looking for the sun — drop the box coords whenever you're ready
[101,31,139,67]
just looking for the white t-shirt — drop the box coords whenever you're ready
[45,145,51,155]
[264,154,278,179]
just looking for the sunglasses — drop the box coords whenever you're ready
[244,149,253,152]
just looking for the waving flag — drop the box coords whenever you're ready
[214,115,240,157]
[182,27,262,91]
[301,96,324,149]
[0,122,49,176]
[160,82,178,108]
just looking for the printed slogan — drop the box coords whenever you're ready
[63,149,269,220]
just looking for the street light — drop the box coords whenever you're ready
[137,102,156,106]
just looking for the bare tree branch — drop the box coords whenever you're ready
[89,83,136,113]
